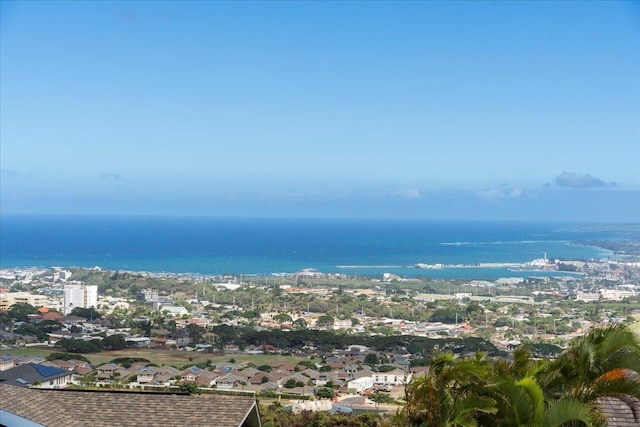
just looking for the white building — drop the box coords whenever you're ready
[63,285,98,315]
[600,289,635,301]
[160,306,189,317]
[85,285,97,309]
[576,289,636,303]
[372,369,411,386]
[576,292,600,302]
[347,377,374,394]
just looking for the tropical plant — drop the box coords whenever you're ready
[109,371,122,388]
[487,373,596,427]
[397,352,497,426]
[398,349,584,427]
[542,324,640,424]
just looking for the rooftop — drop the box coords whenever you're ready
[0,363,71,387]
[0,384,261,427]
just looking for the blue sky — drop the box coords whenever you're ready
[1,1,639,221]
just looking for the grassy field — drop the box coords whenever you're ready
[1,346,316,368]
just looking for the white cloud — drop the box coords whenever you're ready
[390,187,421,199]
[476,187,525,201]
[476,189,504,201]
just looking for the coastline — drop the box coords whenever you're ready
[1,216,633,279]
[0,260,588,281]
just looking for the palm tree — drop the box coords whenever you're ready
[395,326,640,427]
[467,348,597,427]
[488,372,597,426]
[110,371,122,389]
[542,324,640,425]
[400,348,599,427]
[397,352,497,426]
[79,372,97,388]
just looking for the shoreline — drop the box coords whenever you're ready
[0,260,590,281]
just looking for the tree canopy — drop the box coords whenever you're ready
[70,307,101,319]
[396,324,640,427]
[8,303,39,322]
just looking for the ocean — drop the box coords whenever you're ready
[0,215,622,279]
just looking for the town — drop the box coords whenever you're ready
[1,255,639,416]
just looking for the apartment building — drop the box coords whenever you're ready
[63,285,98,315]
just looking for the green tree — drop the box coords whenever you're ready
[101,334,128,350]
[543,324,640,422]
[46,352,90,363]
[70,307,101,320]
[14,323,49,342]
[137,320,152,337]
[428,309,461,324]
[242,309,261,319]
[292,318,307,330]
[284,378,304,388]
[8,303,38,322]
[398,352,497,426]
[274,313,293,324]
[481,349,597,427]
[178,382,201,394]
[78,372,97,388]
[315,387,335,399]
[364,353,379,366]
[109,371,122,388]
[55,338,101,353]
[186,323,204,344]
[316,315,334,328]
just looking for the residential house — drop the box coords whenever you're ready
[0,354,46,371]
[0,355,16,371]
[136,366,158,384]
[0,363,74,388]
[216,373,237,390]
[249,372,277,385]
[132,365,179,388]
[239,367,260,381]
[44,358,91,372]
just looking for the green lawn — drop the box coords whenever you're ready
[1,346,316,368]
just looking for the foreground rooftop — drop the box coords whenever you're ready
[0,383,261,427]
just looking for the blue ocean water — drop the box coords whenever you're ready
[0,215,619,279]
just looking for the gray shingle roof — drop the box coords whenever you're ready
[0,384,261,427]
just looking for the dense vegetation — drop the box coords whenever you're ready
[212,327,502,358]
[54,334,131,353]
[261,404,382,427]
[260,325,640,427]
[393,324,640,427]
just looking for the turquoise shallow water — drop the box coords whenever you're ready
[0,215,619,279]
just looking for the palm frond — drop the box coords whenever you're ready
[544,397,596,427]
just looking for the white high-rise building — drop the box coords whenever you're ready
[63,285,98,315]
[85,285,97,310]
